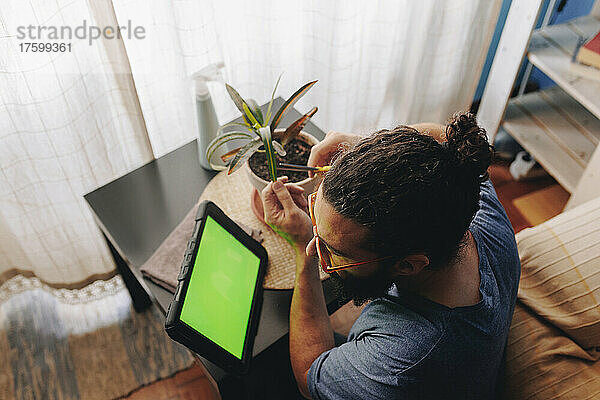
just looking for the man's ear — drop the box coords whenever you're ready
[393,254,430,276]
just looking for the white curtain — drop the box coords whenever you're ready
[0,0,153,286]
[113,0,501,156]
[0,0,500,286]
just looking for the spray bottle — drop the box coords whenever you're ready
[192,62,224,170]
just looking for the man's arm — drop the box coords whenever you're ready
[289,245,334,398]
[260,180,333,398]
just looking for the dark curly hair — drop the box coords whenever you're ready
[322,112,493,268]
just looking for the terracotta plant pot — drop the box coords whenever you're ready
[246,130,322,223]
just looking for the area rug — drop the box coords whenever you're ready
[0,274,194,400]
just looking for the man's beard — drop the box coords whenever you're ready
[329,268,395,306]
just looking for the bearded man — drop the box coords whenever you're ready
[261,113,520,399]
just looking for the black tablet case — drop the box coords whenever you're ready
[165,200,267,375]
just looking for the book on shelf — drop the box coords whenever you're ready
[569,30,600,82]
[576,30,600,69]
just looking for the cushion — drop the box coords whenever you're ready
[504,196,600,399]
[516,196,600,350]
[505,303,600,399]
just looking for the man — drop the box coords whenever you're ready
[261,112,520,399]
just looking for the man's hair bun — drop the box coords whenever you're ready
[445,112,493,182]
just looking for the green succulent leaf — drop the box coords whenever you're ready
[272,140,286,157]
[228,137,262,175]
[220,146,242,163]
[217,122,254,136]
[225,84,247,114]
[258,127,277,181]
[242,102,260,128]
[206,131,253,170]
[226,84,262,126]
[265,73,283,124]
[270,80,317,132]
[246,99,264,126]
[276,106,318,146]
[207,131,253,156]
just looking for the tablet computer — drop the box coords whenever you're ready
[165,200,268,375]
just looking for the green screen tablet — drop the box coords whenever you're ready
[179,215,260,359]
[165,201,267,375]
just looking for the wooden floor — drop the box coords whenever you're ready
[125,163,567,400]
[513,184,570,227]
[488,163,568,232]
[124,365,217,400]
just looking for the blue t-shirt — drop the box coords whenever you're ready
[308,180,520,399]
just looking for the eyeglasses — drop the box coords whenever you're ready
[308,191,392,274]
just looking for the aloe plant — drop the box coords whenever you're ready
[206,77,318,182]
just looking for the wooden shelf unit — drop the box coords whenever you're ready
[478,0,600,209]
[527,16,600,119]
[503,86,600,193]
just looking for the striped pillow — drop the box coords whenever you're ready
[505,304,600,399]
[516,197,600,350]
[504,196,600,399]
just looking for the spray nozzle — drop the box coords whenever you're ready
[192,62,225,97]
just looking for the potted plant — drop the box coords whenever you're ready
[206,78,322,211]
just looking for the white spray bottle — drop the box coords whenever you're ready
[192,62,224,170]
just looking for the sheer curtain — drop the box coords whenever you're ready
[0,0,153,287]
[0,0,501,287]
[114,0,502,156]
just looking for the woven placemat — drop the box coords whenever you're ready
[141,166,327,290]
[199,167,328,289]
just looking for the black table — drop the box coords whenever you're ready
[84,98,342,389]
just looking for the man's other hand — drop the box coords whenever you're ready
[261,177,313,251]
[307,131,361,177]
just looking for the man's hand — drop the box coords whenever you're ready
[261,177,313,251]
[307,131,361,177]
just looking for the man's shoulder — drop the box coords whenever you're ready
[353,296,445,334]
[471,180,516,246]
[347,296,446,372]
[307,297,446,398]
[471,180,520,292]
